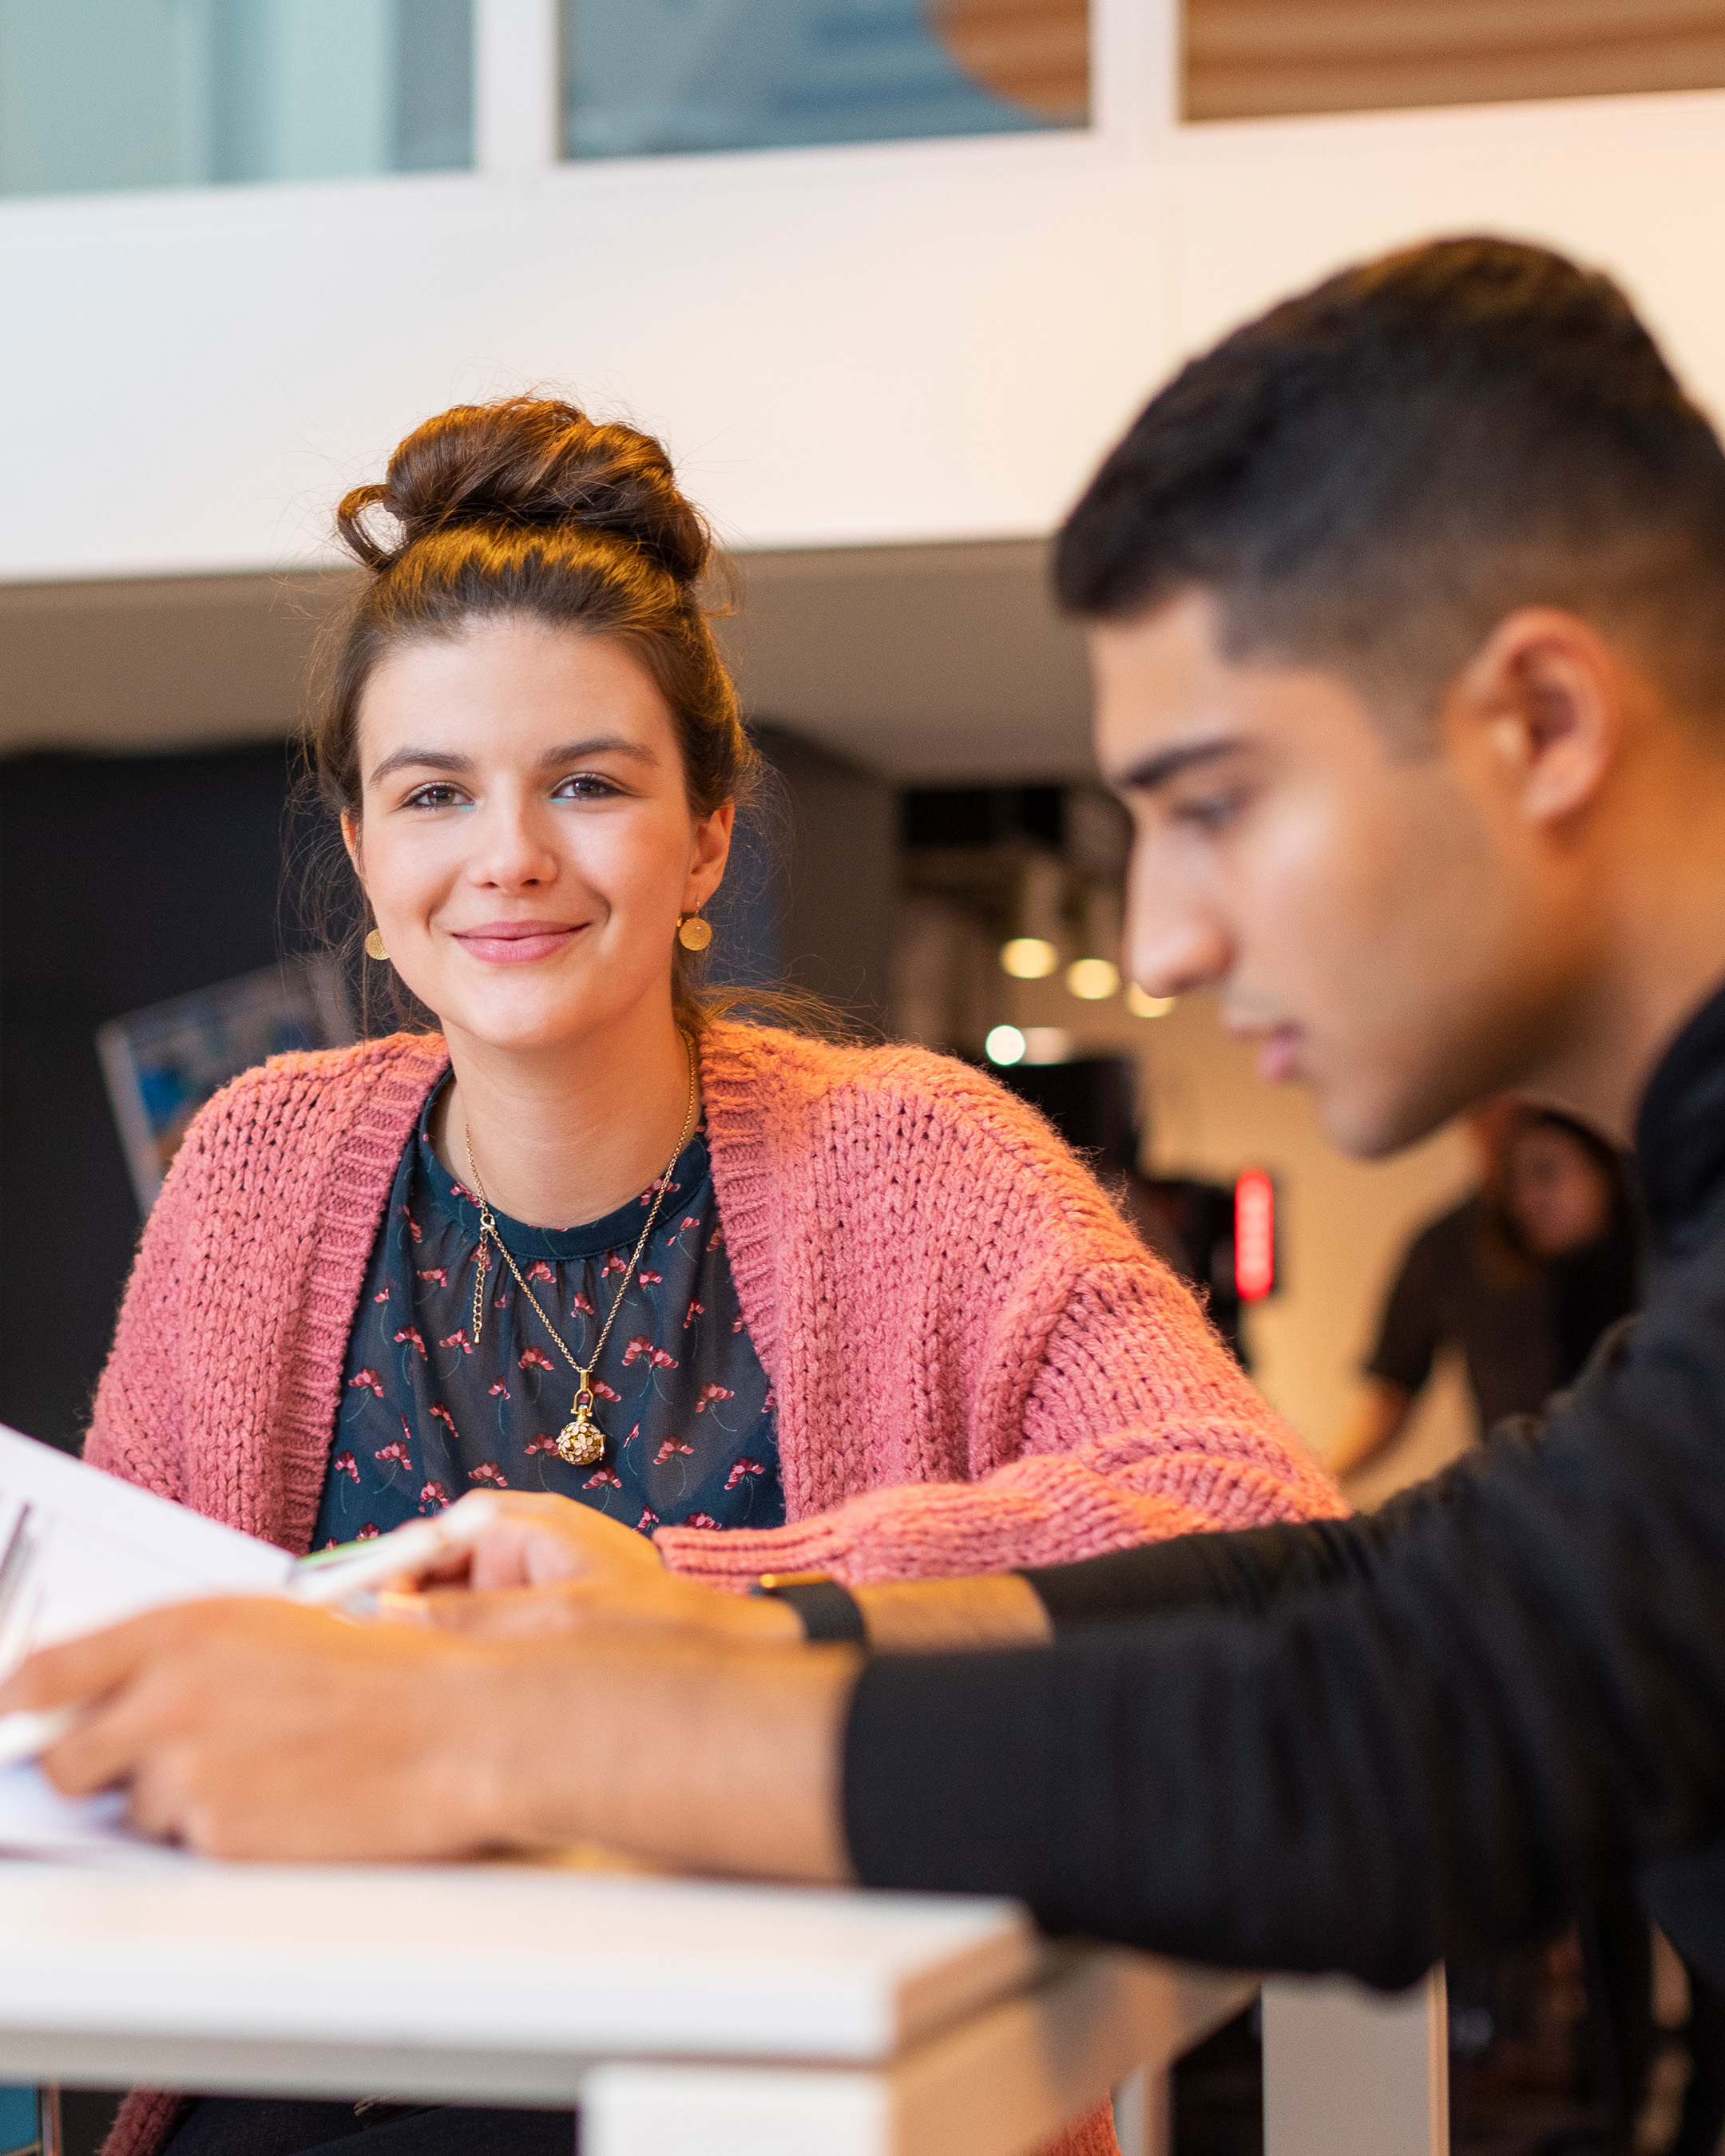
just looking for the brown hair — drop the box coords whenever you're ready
[305,395,759,1032]
[1057,237,1725,734]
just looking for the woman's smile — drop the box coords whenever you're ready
[449,917,589,966]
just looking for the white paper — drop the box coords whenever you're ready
[0,1762,191,1867]
[0,1425,291,1667]
[0,1424,293,1861]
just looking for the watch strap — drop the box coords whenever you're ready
[755,1571,867,1644]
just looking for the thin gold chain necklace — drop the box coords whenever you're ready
[460,1037,699,1468]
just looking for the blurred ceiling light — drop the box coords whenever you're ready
[1001,936,1060,979]
[1125,984,1176,1019]
[1065,957,1120,1001]
[1022,1027,1071,1065]
[985,1024,1027,1066]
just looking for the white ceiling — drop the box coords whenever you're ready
[0,538,1096,783]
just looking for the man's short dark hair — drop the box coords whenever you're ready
[1055,237,1725,724]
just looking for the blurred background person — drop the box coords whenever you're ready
[1330,1100,1641,1483]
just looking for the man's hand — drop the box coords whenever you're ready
[399,1490,668,1591]
[1,1599,524,1859]
[379,1492,1053,1654]
[382,1491,801,1645]
[0,1595,858,1880]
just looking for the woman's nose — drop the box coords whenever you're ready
[468,799,560,887]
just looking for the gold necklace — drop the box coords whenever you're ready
[461,1037,699,1469]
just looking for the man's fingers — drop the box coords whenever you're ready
[408,1585,589,1639]
[113,1749,187,1843]
[40,1687,157,1796]
[0,1603,201,1715]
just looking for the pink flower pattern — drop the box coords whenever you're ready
[319,1102,777,1551]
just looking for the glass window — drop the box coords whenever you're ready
[1184,0,1725,123]
[0,0,472,199]
[561,0,1090,161]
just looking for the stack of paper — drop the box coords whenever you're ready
[0,1426,294,1861]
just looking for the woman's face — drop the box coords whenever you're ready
[1507,1124,1612,1258]
[343,619,732,1057]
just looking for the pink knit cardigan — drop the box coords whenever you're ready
[87,1021,1340,2156]
[88,1021,1338,1571]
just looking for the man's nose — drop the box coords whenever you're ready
[1126,897,1231,1001]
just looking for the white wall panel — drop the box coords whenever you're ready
[2,1,1724,584]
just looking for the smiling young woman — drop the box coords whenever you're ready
[81,397,1338,2156]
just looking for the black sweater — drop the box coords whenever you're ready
[843,978,1725,1989]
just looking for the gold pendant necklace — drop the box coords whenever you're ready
[462,1037,699,1468]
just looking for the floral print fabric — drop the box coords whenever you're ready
[314,1078,783,1548]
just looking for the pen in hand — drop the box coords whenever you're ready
[289,1492,506,1608]
[0,1702,81,1770]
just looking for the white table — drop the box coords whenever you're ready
[0,1860,1445,2156]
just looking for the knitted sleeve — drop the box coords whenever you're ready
[654,1254,1343,1590]
[81,1132,201,1503]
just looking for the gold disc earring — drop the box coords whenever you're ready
[676,912,713,952]
[364,929,389,963]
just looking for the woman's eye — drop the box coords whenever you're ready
[403,783,466,810]
[553,773,621,801]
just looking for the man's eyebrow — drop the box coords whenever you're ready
[367,736,658,787]
[1112,737,1249,794]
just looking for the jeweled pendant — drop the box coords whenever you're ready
[556,1385,605,1468]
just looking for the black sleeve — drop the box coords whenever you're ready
[1364,1222,1448,1393]
[843,1252,1725,1988]
[1023,1515,1385,1627]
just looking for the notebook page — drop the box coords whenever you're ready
[0,1424,293,1861]
[0,1423,291,1673]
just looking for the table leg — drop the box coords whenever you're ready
[1262,1966,1447,2156]
[1112,2064,1170,2156]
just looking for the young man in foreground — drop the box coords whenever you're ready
[14,234,1725,1992]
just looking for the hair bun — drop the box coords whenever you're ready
[335,397,712,585]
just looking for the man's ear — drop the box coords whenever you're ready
[1450,607,1623,829]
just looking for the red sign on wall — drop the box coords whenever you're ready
[1234,1170,1275,1302]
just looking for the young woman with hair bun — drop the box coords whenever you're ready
[84,397,1338,2156]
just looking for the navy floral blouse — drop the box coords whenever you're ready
[314,1078,783,1548]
